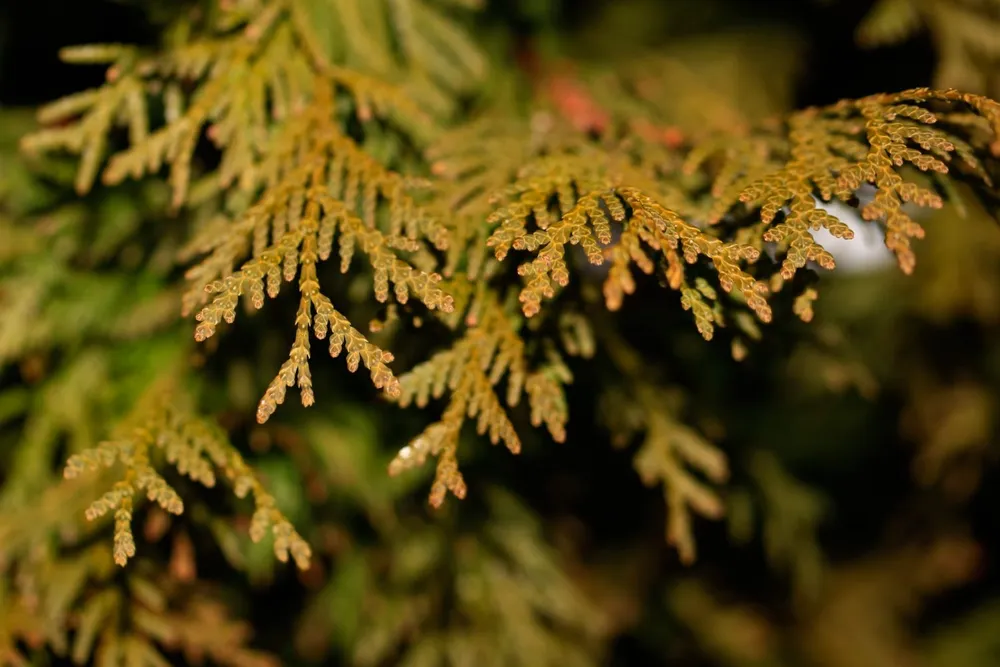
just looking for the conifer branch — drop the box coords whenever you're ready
[1,504,276,666]
[19,0,477,201]
[349,489,607,666]
[388,290,526,507]
[595,321,729,565]
[18,0,467,426]
[688,88,1000,278]
[486,153,771,339]
[63,375,311,569]
[601,382,728,566]
[188,78,455,419]
[637,402,728,566]
[12,0,1000,609]
[858,0,1000,95]
[747,451,828,607]
[525,348,572,444]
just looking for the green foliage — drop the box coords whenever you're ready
[17,0,1000,563]
[345,489,608,667]
[858,0,1000,97]
[4,0,1000,665]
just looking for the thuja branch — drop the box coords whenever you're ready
[63,375,311,569]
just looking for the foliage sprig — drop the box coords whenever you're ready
[64,376,311,569]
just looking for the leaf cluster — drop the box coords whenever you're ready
[11,0,1000,597]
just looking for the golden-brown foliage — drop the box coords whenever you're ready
[14,0,1000,571]
[64,374,311,568]
[188,77,454,422]
[687,88,1000,278]
[388,287,570,507]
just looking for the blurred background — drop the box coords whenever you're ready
[1,1,999,666]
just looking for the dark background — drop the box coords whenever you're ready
[0,0,933,108]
